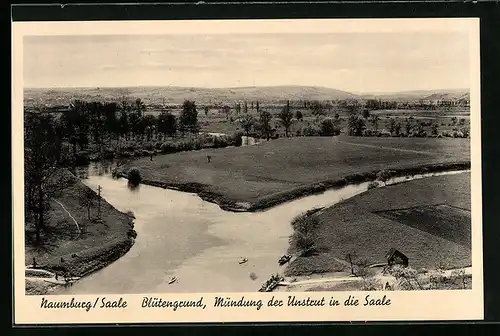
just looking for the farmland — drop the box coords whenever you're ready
[286,172,471,277]
[120,136,470,210]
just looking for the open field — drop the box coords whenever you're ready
[120,136,470,210]
[153,106,470,138]
[25,169,136,294]
[286,172,471,277]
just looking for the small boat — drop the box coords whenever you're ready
[168,276,177,284]
[278,255,292,266]
[239,258,248,264]
[43,276,80,285]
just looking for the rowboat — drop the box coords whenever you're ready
[278,255,292,266]
[168,276,177,284]
[42,277,80,285]
[239,258,248,264]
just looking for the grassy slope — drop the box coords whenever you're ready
[121,136,470,208]
[25,170,136,279]
[287,173,471,276]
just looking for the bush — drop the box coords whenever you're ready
[376,169,396,184]
[302,124,321,136]
[378,129,391,137]
[320,119,341,136]
[367,181,379,190]
[127,167,142,186]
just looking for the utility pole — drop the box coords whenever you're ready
[97,185,102,220]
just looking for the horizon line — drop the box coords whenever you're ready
[24,84,470,96]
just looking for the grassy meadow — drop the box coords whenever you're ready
[121,136,470,209]
[286,172,471,276]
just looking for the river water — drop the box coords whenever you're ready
[60,163,467,294]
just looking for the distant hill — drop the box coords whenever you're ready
[24,86,360,107]
[24,86,470,107]
[361,89,470,102]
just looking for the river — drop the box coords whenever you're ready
[59,162,468,294]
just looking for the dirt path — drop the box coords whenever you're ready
[278,266,473,289]
[334,139,454,157]
[53,199,81,234]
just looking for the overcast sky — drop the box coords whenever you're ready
[23,32,470,93]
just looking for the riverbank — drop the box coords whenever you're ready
[116,137,470,212]
[25,169,137,295]
[285,172,472,278]
[116,161,471,213]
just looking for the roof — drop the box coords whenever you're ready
[385,248,408,260]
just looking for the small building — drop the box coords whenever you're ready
[385,248,409,267]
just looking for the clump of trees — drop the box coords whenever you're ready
[24,113,63,245]
[290,212,321,257]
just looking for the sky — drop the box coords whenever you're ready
[23,32,471,93]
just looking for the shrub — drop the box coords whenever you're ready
[291,212,320,236]
[376,169,396,184]
[361,277,380,291]
[367,181,379,190]
[378,129,391,137]
[229,132,243,146]
[302,124,321,136]
[320,119,340,136]
[127,167,142,186]
[290,212,321,256]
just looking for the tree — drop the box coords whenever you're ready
[256,101,260,113]
[345,251,359,276]
[243,101,248,114]
[431,123,439,137]
[222,105,231,120]
[179,100,199,134]
[87,101,106,145]
[347,112,366,136]
[394,122,402,136]
[141,115,157,141]
[388,118,397,135]
[80,187,97,220]
[259,110,272,141]
[278,101,293,137]
[369,115,379,133]
[310,101,325,118]
[24,113,62,245]
[103,102,119,140]
[362,109,370,119]
[239,114,255,136]
[158,112,177,138]
[134,98,146,118]
[295,110,303,121]
[128,111,141,139]
[320,119,340,136]
[62,100,89,150]
[404,118,413,135]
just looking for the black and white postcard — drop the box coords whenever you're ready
[12,18,483,323]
